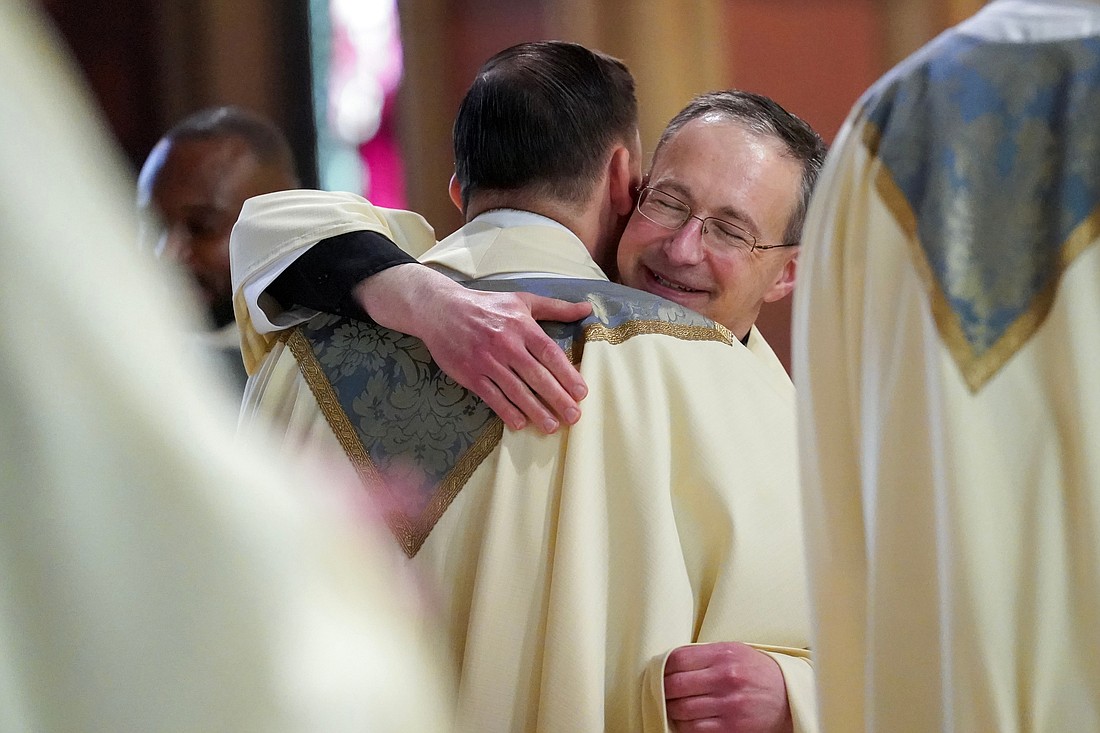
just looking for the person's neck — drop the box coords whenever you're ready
[208,298,237,330]
[465,195,606,264]
[729,311,758,344]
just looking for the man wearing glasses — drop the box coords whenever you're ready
[232,52,825,731]
[617,90,809,358]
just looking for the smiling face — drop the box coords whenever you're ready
[616,116,802,339]
[137,135,290,328]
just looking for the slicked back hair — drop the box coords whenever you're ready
[163,106,299,182]
[453,41,638,210]
[656,90,827,246]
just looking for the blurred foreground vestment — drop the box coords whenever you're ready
[0,3,453,730]
[795,1,1100,730]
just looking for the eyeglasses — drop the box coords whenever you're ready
[635,186,799,253]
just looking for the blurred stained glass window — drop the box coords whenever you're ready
[310,0,406,206]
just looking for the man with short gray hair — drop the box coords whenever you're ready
[233,45,822,733]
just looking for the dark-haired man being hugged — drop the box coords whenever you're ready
[234,41,820,733]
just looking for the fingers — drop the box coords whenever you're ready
[664,641,758,674]
[663,670,727,730]
[506,327,589,430]
[526,328,586,398]
[663,644,791,733]
[664,668,715,701]
[664,644,716,674]
[434,331,577,434]
[517,294,590,407]
[469,376,528,432]
[475,366,560,435]
[490,294,589,429]
[417,289,591,433]
[666,689,722,721]
[507,358,580,431]
[469,347,581,434]
[671,719,724,733]
[522,293,593,324]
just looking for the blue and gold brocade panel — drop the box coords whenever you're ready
[290,278,732,556]
[862,33,1100,390]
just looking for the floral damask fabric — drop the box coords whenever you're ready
[469,278,735,352]
[294,277,731,554]
[862,33,1100,389]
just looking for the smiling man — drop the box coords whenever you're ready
[234,91,823,429]
[617,92,810,344]
[230,66,826,732]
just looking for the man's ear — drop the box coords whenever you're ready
[608,146,640,217]
[763,249,798,303]
[448,174,463,213]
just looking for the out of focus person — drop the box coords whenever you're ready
[137,105,299,391]
[0,2,453,730]
[794,0,1100,730]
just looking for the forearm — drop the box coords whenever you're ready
[230,189,437,337]
[266,229,417,319]
[255,205,590,433]
[264,229,470,348]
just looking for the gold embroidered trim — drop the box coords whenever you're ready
[401,419,504,556]
[286,329,383,485]
[286,313,733,554]
[583,320,734,347]
[869,135,1100,392]
[861,117,883,157]
[287,326,504,558]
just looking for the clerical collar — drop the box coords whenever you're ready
[471,208,572,234]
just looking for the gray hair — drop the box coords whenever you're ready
[655,90,827,245]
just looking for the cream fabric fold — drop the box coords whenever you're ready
[794,5,1100,728]
[239,202,817,732]
[230,190,438,374]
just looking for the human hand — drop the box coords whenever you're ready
[664,642,793,733]
[354,264,591,433]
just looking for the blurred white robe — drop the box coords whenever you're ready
[0,4,453,731]
[794,1,1100,730]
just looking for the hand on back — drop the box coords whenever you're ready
[355,263,591,433]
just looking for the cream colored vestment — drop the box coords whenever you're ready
[0,5,453,730]
[234,192,818,732]
[794,1,1100,730]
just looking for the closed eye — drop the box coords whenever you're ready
[708,218,752,247]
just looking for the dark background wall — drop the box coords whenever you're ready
[40,0,983,372]
[41,0,317,186]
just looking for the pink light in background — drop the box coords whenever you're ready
[329,0,406,206]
